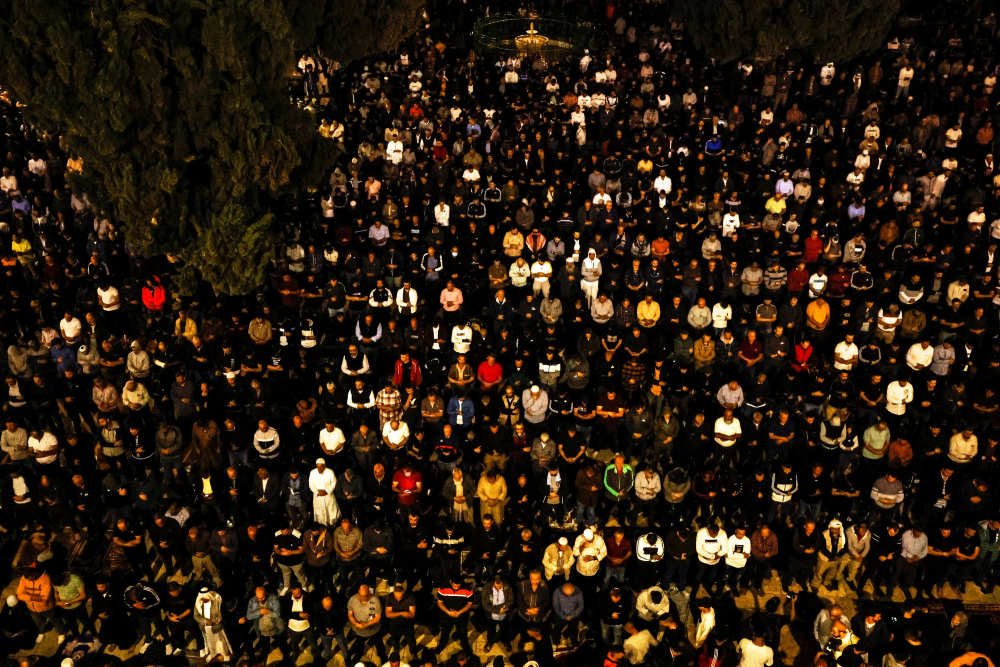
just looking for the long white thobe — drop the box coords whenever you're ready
[309,467,340,525]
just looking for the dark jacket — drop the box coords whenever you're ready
[516,578,551,622]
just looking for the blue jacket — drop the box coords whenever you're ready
[51,345,76,373]
[447,396,475,427]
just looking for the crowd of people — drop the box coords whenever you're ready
[1,0,1000,666]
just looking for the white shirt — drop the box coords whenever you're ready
[386,140,403,164]
[635,472,661,501]
[905,343,934,370]
[949,432,978,463]
[28,432,58,465]
[714,417,742,446]
[722,213,740,237]
[808,273,828,295]
[382,421,410,446]
[653,175,672,194]
[97,286,120,311]
[833,341,859,370]
[711,303,732,329]
[725,534,752,568]
[318,427,346,455]
[738,638,774,667]
[60,317,82,340]
[945,127,962,148]
[877,309,902,332]
[434,204,450,226]
[885,381,914,415]
[451,325,473,354]
[509,262,531,287]
[530,260,552,283]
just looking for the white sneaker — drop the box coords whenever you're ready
[165,644,174,655]
[139,641,150,654]
[278,587,289,596]
[35,634,44,644]
[57,635,65,644]
[199,648,209,658]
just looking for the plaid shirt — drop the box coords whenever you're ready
[621,359,645,390]
[615,302,637,328]
[376,387,403,426]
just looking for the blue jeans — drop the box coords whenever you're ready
[160,453,187,483]
[690,560,720,590]
[601,620,623,646]
[723,564,746,588]
[228,449,250,469]
[796,499,822,522]
[319,631,350,659]
[576,502,598,525]
[603,566,627,588]
[662,560,690,589]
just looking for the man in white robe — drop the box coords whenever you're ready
[194,587,232,660]
[309,458,340,525]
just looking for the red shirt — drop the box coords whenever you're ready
[605,534,633,569]
[739,339,763,362]
[787,268,809,293]
[392,469,422,505]
[804,237,824,263]
[477,361,503,386]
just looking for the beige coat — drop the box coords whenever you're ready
[476,474,508,524]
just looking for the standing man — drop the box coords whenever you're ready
[17,569,66,644]
[347,584,385,665]
[274,523,310,595]
[436,577,475,657]
[309,458,340,526]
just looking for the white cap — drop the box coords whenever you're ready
[316,458,326,465]
[531,385,540,392]
[558,537,569,546]
[583,528,594,540]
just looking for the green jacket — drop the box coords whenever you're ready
[604,463,635,498]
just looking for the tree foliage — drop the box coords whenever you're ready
[284,0,425,62]
[673,0,903,64]
[0,0,422,295]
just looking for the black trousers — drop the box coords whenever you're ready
[437,612,472,654]
[387,618,416,651]
[485,617,512,645]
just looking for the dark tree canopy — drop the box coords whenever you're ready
[0,0,422,295]
[292,0,427,63]
[673,0,904,64]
